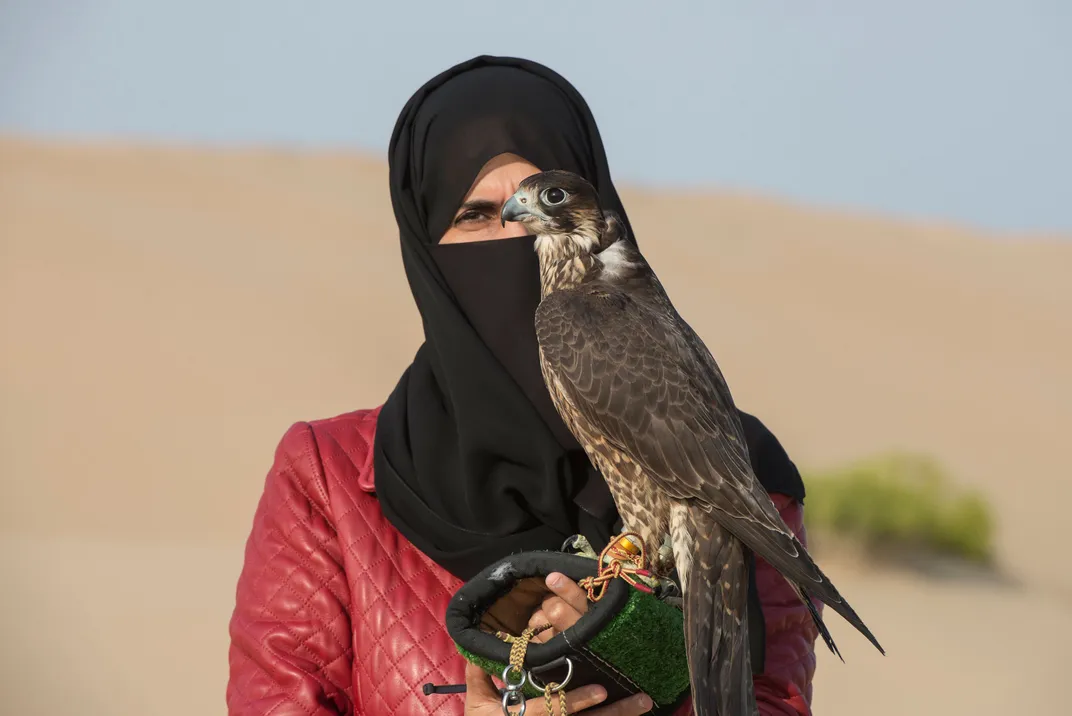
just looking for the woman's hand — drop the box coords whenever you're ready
[464,572,654,715]
[528,572,589,643]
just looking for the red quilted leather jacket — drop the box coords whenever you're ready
[226,407,819,715]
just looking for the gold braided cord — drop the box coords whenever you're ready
[496,624,569,715]
[496,624,551,674]
[545,685,568,715]
[577,533,653,602]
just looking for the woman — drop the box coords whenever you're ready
[226,55,819,716]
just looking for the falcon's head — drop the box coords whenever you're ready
[500,170,606,253]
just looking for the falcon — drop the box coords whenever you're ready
[501,170,884,716]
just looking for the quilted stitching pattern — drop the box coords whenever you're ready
[227,421,355,716]
[226,408,816,716]
[315,412,465,716]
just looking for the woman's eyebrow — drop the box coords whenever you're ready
[454,199,498,217]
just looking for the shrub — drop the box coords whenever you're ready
[802,452,996,565]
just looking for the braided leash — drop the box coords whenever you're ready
[543,680,568,716]
[496,624,569,715]
[496,624,551,676]
[577,533,653,602]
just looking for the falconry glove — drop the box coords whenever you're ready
[425,534,693,714]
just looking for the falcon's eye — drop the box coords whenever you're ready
[541,187,567,206]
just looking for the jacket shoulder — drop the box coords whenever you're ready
[285,406,382,494]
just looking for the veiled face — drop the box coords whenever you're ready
[439,153,542,244]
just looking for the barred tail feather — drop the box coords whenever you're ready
[682,519,759,716]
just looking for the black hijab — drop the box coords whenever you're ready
[373,55,804,582]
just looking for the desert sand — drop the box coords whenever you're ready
[1,138,1069,715]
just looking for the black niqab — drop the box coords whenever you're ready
[373,55,804,582]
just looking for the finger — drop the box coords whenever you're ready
[560,683,609,713]
[528,608,549,630]
[538,595,582,634]
[588,692,654,715]
[528,609,555,642]
[546,572,590,615]
[463,661,500,703]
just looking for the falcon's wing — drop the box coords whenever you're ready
[536,280,883,654]
[536,282,787,539]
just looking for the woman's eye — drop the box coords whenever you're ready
[542,187,566,205]
[454,209,487,225]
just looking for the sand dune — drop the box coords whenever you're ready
[1,138,1069,715]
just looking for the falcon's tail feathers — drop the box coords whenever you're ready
[725,515,885,657]
[774,536,885,656]
[800,587,842,662]
[804,572,885,656]
[682,522,759,716]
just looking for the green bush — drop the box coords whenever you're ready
[802,453,996,565]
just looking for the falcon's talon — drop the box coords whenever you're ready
[562,534,599,560]
[650,544,677,581]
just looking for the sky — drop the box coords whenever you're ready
[1,0,1069,234]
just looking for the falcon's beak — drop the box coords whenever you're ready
[500,194,531,227]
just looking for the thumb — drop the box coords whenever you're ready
[464,661,500,703]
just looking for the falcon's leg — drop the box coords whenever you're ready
[617,486,672,578]
[637,521,677,580]
[608,508,665,570]
[654,534,676,579]
[585,450,674,577]
[625,520,673,578]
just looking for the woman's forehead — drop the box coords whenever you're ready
[411,67,595,240]
[418,76,589,187]
[468,153,539,189]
